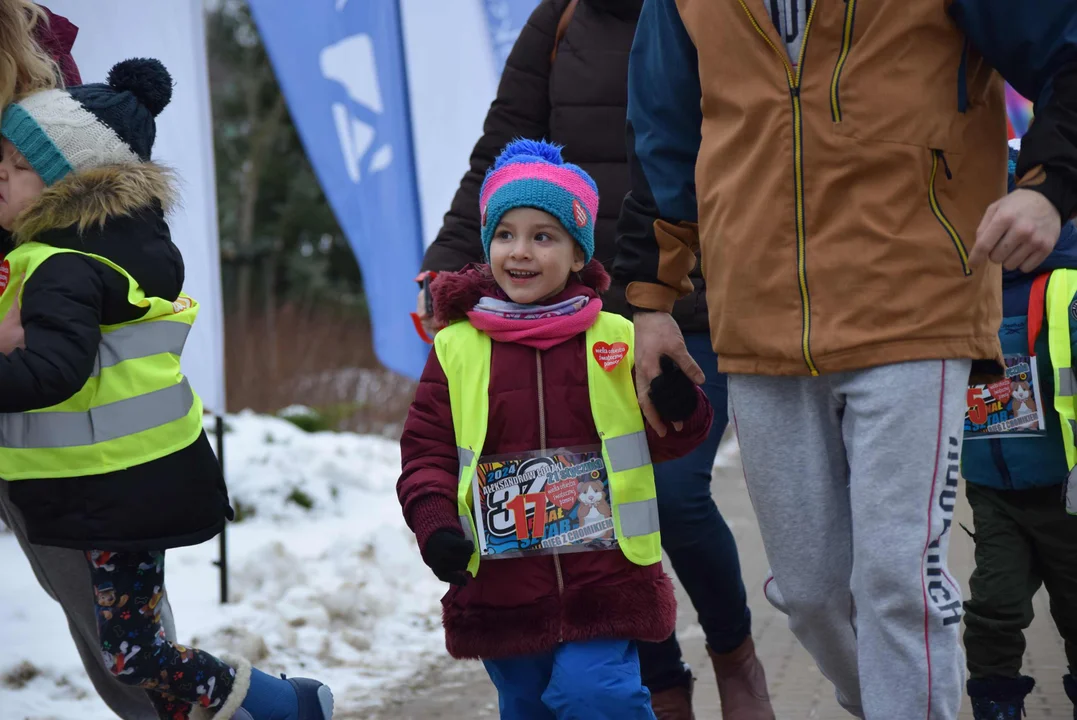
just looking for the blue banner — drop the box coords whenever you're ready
[248,0,427,379]
[482,0,541,73]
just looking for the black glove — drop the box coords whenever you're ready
[648,354,699,424]
[422,529,474,586]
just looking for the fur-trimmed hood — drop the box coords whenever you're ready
[9,162,185,304]
[430,259,611,325]
[13,162,176,245]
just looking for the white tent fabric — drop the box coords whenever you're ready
[44,1,227,415]
[400,0,499,249]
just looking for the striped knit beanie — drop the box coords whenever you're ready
[479,139,599,262]
[1,58,172,186]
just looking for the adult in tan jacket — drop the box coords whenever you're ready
[613,0,1077,718]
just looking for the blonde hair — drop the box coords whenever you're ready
[0,0,62,109]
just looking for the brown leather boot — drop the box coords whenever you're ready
[708,638,775,720]
[649,674,695,720]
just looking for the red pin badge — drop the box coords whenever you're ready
[592,341,628,372]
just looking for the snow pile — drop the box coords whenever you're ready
[0,412,447,719]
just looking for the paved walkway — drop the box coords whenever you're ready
[362,442,1072,719]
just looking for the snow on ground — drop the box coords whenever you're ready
[0,412,446,720]
[0,414,742,719]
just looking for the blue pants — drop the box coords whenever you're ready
[637,333,751,691]
[482,640,656,719]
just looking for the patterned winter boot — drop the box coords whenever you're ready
[967,676,1035,720]
[189,660,333,720]
[237,670,334,720]
[1064,674,1077,720]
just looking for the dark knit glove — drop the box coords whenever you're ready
[422,529,474,586]
[648,354,700,424]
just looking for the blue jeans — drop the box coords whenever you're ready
[482,639,656,719]
[637,333,751,692]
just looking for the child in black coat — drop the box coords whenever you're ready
[0,58,333,720]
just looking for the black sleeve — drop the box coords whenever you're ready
[420,0,569,273]
[949,0,1077,218]
[1017,61,1077,219]
[0,254,103,412]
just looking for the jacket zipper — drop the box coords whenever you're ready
[536,349,565,642]
[737,0,821,375]
[929,149,972,276]
[830,0,858,122]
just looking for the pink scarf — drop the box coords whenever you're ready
[467,298,603,350]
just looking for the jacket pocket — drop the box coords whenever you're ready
[828,2,964,151]
[830,0,858,123]
[928,149,971,276]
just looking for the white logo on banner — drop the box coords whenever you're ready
[319,34,393,183]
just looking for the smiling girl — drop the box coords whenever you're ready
[398,139,713,719]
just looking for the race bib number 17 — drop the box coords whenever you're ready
[472,445,618,559]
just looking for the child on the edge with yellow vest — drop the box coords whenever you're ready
[398,139,713,719]
[0,59,333,720]
[960,143,1077,719]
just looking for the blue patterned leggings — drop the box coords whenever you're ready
[86,550,237,719]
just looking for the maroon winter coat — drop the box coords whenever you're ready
[398,261,713,659]
[0,7,81,261]
[36,5,82,86]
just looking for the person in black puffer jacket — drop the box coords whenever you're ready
[416,2,772,718]
[0,58,334,720]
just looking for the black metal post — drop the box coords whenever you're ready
[214,415,228,604]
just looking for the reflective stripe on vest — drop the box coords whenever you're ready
[1043,269,1077,515]
[1059,370,1077,399]
[436,311,663,575]
[0,242,204,480]
[93,321,192,377]
[0,378,194,449]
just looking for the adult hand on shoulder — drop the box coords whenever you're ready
[0,273,26,354]
[633,311,704,437]
[969,189,1062,273]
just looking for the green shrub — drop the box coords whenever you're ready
[286,487,315,510]
[231,498,257,523]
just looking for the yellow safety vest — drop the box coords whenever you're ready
[0,242,203,481]
[1044,269,1077,514]
[435,310,662,576]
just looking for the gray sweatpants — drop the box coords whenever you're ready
[0,481,176,720]
[729,359,969,720]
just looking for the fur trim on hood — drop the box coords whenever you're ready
[13,162,176,245]
[431,259,610,325]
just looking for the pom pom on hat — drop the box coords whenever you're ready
[492,138,566,169]
[479,138,599,262]
[0,57,174,185]
[108,58,174,117]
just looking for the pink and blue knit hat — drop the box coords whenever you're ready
[479,139,599,262]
